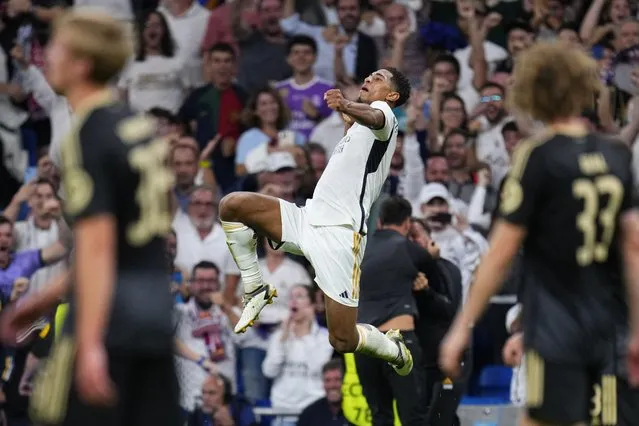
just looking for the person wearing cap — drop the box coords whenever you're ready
[418,183,487,303]
[256,152,299,203]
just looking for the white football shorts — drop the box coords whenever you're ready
[278,199,365,307]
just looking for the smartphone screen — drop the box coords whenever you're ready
[430,212,452,225]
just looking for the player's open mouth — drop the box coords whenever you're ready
[361,87,369,92]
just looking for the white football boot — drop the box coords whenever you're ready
[234,284,278,334]
[385,329,414,376]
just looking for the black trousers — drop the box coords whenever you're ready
[354,330,427,426]
[424,349,472,426]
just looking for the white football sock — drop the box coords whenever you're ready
[355,324,401,364]
[221,221,263,294]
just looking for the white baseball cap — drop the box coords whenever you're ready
[419,183,451,205]
[267,151,297,172]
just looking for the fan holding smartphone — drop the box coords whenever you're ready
[418,183,489,300]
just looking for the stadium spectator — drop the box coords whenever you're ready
[236,88,305,176]
[174,261,240,417]
[178,42,247,193]
[236,236,312,402]
[276,35,333,140]
[262,285,333,426]
[0,215,68,300]
[11,178,65,295]
[172,186,241,298]
[158,0,210,87]
[118,10,190,114]
[418,182,488,301]
[428,92,468,152]
[187,373,257,426]
[473,82,511,187]
[231,0,292,93]
[296,359,353,426]
[279,0,379,83]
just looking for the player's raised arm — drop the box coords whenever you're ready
[325,89,385,130]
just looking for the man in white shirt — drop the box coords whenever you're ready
[13,178,66,295]
[474,82,512,187]
[219,67,416,377]
[418,182,488,302]
[172,186,240,300]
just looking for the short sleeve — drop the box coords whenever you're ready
[61,112,115,221]
[498,140,546,228]
[369,100,397,141]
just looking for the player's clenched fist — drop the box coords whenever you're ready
[324,89,347,111]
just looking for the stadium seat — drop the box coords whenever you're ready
[477,365,512,400]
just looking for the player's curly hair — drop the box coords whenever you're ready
[383,67,411,107]
[508,42,601,123]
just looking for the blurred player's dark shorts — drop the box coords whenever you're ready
[525,348,639,426]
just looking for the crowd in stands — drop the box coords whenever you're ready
[1,0,639,424]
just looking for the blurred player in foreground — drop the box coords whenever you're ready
[219,69,415,376]
[440,42,639,426]
[2,10,179,426]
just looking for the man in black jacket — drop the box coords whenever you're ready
[356,196,431,426]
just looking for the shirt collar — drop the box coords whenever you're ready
[158,1,203,19]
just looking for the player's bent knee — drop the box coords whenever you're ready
[219,192,252,221]
[328,332,357,353]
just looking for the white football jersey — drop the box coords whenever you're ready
[306,100,398,234]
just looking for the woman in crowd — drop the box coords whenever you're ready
[235,88,306,176]
[262,285,333,426]
[118,10,190,113]
[429,93,469,152]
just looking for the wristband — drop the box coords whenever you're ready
[199,160,211,169]
[197,356,206,366]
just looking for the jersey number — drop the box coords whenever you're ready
[573,175,624,266]
[126,138,174,246]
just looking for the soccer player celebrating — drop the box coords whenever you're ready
[220,68,414,376]
[440,42,639,426]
